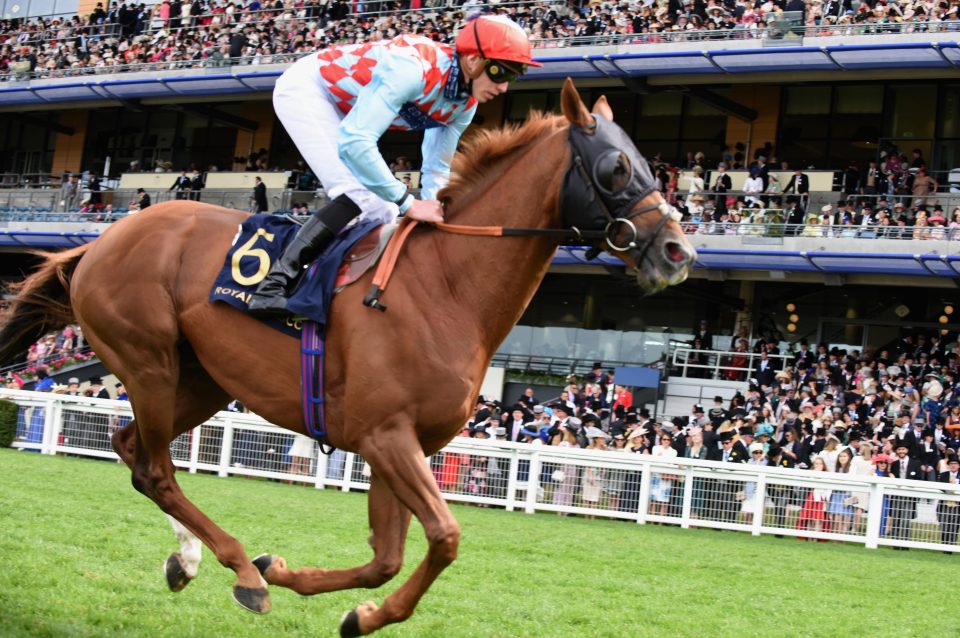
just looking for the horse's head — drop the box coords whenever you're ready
[558,79,696,294]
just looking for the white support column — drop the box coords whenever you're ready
[218,419,234,478]
[505,450,519,512]
[752,475,766,536]
[314,447,328,490]
[865,482,884,549]
[637,463,652,525]
[525,451,541,515]
[188,425,202,473]
[680,464,694,529]
[42,398,61,455]
[342,453,356,492]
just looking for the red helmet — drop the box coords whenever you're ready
[455,16,543,68]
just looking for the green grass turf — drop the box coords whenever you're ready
[0,449,955,638]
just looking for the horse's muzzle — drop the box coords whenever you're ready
[633,229,696,293]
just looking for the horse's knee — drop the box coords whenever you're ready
[131,465,151,497]
[426,519,460,566]
[111,423,135,460]
[362,557,402,588]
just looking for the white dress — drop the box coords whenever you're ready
[288,433,316,459]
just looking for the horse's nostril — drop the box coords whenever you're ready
[665,242,687,264]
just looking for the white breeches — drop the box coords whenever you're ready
[273,54,398,225]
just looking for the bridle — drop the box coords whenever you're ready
[362,114,681,311]
[560,114,681,261]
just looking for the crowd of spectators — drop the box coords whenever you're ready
[1,325,92,388]
[448,332,960,543]
[2,0,959,80]
[660,143,956,235]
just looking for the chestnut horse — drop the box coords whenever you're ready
[0,80,694,636]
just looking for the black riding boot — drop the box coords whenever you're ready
[247,194,362,315]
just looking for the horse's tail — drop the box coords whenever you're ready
[0,244,90,365]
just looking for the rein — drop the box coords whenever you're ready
[362,115,678,311]
[363,217,593,311]
[363,212,651,312]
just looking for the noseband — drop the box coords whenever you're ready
[560,114,681,261]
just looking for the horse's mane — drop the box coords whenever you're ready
[438,111,564,205]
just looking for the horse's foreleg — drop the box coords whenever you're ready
[340,432,461,637]
[259,473,411,595]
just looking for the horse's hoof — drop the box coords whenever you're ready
[252,554,275,579]
[233,584,271,614]
[339,609,362,638]
[163,552,191,593]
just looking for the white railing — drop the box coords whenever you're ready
[671,347,792,380]
[5,388,960,552]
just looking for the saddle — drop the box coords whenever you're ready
[333,223,397,293]
[210,215,392,336]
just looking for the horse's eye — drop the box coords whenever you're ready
[595,151,631,193]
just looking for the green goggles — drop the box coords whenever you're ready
[484,59,525,84]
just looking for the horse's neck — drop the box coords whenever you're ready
[424,131,567,350]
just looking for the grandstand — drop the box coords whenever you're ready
[2,0,960,412]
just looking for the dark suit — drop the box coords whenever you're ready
[754,358,776,387]
[137,192,151,210]
[889,457,923,542]
[711,172,731,218]
[189,173,204,201]
[253,181,269,213]
[170,174,191,200]
[768,455,796,529]
[937,470,960,546]
[783,173,810,196]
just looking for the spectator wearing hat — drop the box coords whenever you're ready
[551,419,581,514]
[605,432,630,511]
[826,448,856,535]
[684,165,705,211]
[465,425,490,500]
[711,428,745,523]
[683,427,709,519]
[505,405,529,443]
[711,162,731,219]
[889,442,924,547]
[649,431,679,520]
[740,442,768,525]
[581,427,609,517]
[936,456,960,549]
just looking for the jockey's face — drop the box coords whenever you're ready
[460,54,510,103]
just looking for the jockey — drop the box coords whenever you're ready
[248,15,541,314]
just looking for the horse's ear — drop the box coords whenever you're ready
[561,78,593,130]
[592,96,614,122]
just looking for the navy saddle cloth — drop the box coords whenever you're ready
[210,214,380,334]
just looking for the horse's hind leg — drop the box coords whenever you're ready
[339,429,462,637]
[111,364,232,594]
[256,473,411,595]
